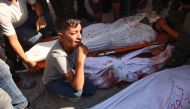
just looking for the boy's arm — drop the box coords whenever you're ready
[64,44,88,91]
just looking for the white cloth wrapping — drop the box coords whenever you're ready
[85,45,172,88]
[25,40,57,62]
[90,65,190,109]
[82,14,156,51]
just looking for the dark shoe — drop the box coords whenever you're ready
[78,11,95,22]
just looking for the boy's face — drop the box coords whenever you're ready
[62,24,82,48]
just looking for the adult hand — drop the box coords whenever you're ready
[24,59,40,74]
[156,18,167,28]
[36,16,47,31]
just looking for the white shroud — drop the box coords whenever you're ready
[91,65,190,109]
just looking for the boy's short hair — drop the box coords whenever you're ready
[56,18,81,32]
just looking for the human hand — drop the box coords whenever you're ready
[77,43,88,63]
[24,60,40,74]
[156,18,167,28]
[36,16,47,31]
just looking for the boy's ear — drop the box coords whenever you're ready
[58,33,63,39]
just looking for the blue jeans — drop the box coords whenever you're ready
[46,78,96,98]
[0,59,28,109]
[0,88,13,109]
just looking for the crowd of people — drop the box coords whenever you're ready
[0,0,190,108]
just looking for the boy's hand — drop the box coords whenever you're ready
[77,44,88,63]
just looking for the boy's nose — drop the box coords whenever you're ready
[77,33,82,39]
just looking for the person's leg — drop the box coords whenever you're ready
[49,0,65,18]
[76,0,95,22]
[0,44,21,84]
[167,0,181,16]
[8,64,35,89]
[152,0,167,13]
[111,0,120,21]
[181,11,190,32]
[169,11,190,67]
[120,0,128,17]
[102,0,112,13]
[138,0,149,10]
[0,88,13,109]
[82,78,96,96]
[129,0,141,16]
[168,31,190,67]
[76,0,86,13]
[0,44,6,61]
[3,43,35,89]
[46,78,82,98]
[46,78,96,98]
[0,59,28,109]
[89,0,103,22]
[61,0,77,18]
[166,8,188,31]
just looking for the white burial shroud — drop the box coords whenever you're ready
[82,14,156,51]
[90,65,190,109]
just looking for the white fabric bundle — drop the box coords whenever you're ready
[82,14,156,51]
[91,65,190,109]
[85,45,172,88]
[25,40,57,62]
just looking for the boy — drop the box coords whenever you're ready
[42,18,96,101]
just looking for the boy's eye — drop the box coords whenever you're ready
[69,32,76,36]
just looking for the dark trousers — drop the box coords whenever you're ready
[46,78,96,98]
[51,0,76,18]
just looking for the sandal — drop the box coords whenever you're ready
[18,79,36,89]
